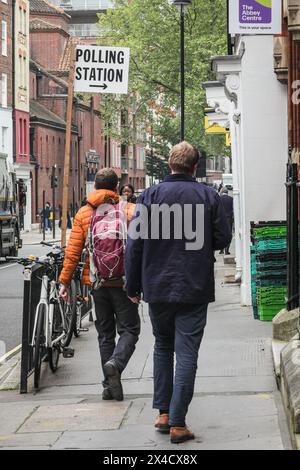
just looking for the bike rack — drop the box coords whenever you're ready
[20,263,46,394]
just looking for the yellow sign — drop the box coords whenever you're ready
[226,132,231,147]
[204,117,226,135]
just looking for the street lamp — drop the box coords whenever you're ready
[171,0,192,141]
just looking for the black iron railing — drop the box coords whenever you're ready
[20,263,45,394]
[286,162,299,315]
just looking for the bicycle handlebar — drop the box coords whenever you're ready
[5,256,42,266]
[40,241,63,249]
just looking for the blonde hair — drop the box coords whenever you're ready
[169,141,200,174]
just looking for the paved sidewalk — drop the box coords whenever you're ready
[21,226,71,246]
[0,256,292,450]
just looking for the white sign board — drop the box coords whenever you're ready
[229,0,281,35]
[74,45,130,94]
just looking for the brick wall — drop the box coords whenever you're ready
[31,124,83,218]
[31,13,69,32]
[30,31,68,71]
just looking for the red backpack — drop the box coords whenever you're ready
[88,200,127,288]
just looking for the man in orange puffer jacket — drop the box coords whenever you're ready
[59,168,140,401]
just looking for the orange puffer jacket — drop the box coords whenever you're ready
[59,189,135,287]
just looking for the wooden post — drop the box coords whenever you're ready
[61,43,76,248]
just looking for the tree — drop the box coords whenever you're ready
[97,0,228,170]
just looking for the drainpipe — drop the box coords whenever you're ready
[228,100,242,283]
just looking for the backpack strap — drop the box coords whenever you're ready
[87,201,97,210]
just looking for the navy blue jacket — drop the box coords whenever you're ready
[125,174,232,304]
[220,194,234,222]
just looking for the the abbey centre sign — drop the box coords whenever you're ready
[229,0,281,35]
[74,45,130,94]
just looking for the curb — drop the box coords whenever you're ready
[0,358,20,391]
[274,338,300,450]
[22,239,61,246]
[0,344,21,365]
[271,339,287,380]
[296,434,300,451]
[0,345,21,390]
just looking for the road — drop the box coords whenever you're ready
[0,244,51,355]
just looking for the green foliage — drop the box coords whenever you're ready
[97,0,228,171]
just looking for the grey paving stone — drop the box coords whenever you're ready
[0,403,38,435]
[18,401,131,433]
[52,395,285,450]
[0,432,61,448]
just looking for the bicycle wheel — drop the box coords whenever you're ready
[48,345,60,372]
[61,279,77,347]
[33,305,46,390]
[73,280,82,338]
[48,302,61,372]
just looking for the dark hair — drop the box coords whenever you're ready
[169,141,200,174]
[95,168,119,190]
[120,184,135,196]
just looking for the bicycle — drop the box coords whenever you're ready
[7,242,76,389]
[72,250,94,338]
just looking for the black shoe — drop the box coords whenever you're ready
[219,250,224,255]
[103,360,124,401]
[102,387,114,400]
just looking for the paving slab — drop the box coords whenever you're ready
[0,403,38,435]
[53,395,285,450]
[18,401,130,433]
[0,432,61,448]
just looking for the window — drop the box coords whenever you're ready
[19,7,22,33]
[1,74,7,108]
[1,127,7,152]
[19,56,22,86]
[111,143,116,167]
[23,57,26,88]
[137,148,145,170]
[23,119,27,157]
[2,20,7,56]
[23,9,27,35]
[19,118,23,155]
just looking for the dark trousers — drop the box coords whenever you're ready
[149,303,208,427]
[93,288,140,384]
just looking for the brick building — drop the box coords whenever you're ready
[29,0,104,221]
[0,0,13,166]
[29,0,146,223]
[51,0,147,192]
[14,0,33,230]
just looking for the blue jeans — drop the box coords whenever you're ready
[149,303,208,427]
[44,218,52,231]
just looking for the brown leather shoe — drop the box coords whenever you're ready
[155,414,170,434]
[170,426,195,444]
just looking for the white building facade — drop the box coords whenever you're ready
[204,35,288,306]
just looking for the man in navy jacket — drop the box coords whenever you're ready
[220,187,234,255]
[125,142,231,444]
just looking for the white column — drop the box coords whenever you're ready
[228,100,243,283]
[23,176,32,231]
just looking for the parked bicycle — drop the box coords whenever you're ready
[6,242,76,389]
[72,250,94,338]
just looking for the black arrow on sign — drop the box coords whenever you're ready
[89,83,108,90]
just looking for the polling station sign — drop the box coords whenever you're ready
[74,45,130,94]
[229,0,281,35]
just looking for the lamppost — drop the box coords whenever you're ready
[171,0,192,142]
